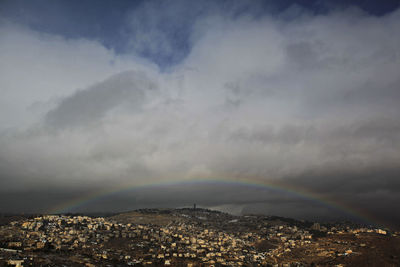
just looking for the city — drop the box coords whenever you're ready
[1,208,399,266]
[1,0,400,266]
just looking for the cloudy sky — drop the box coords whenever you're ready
[1,0,400,227]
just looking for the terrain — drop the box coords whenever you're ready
[0,208,399,266]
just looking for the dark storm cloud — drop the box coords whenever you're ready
[45,71,157,128]
[0,2,400,227]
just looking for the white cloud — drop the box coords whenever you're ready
[0,21,157,130]
[1,7,400,220]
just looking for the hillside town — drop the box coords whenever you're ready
[0,208,399,266]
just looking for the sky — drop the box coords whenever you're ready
[0,0,400,228]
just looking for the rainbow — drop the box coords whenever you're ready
[47,177,381,226]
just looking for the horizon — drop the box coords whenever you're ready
[1,0,400,230]
[0,206,386,230]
